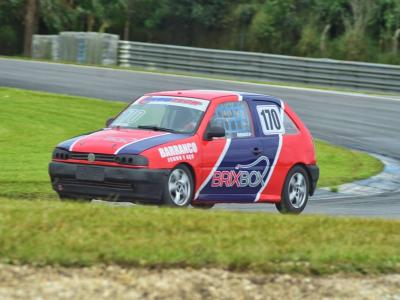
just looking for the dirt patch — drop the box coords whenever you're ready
[0,265,399,300]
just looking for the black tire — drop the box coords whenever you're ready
[162,165,194,207]
[192,203,215,209]
[276,165,310,214]
[58,192,72,201]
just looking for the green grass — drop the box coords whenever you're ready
[0,87,382,199]
[0,198,399,274]
[316,141,383,187]
[0,88,124,199]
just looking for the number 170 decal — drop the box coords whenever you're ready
[256,105,285,135]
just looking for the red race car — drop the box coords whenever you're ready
[49,90,319,214]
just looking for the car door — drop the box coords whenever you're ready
[197,101,268,202]
[246,98,286,201]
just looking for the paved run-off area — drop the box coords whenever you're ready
[0,265,399,300]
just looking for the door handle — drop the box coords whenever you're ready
[252,147,263,155]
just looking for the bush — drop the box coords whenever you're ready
[297,22,321,57]
[0,25,19,55]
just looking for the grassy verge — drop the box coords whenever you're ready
[0,87,382,199]
[2,55,400,98]
[0,198,399,274]
[316,141,383,187]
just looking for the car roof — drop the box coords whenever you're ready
[145,90,283,105]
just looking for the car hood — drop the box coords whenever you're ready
[58,128,189,155]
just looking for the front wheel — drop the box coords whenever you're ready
[57,193,91,202]
[276,166,309,214]
[163,165,194,207]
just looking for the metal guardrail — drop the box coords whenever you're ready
[118,40,400,93]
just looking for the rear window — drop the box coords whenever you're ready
[283,112,299,135]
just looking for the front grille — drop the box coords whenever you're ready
[70,152,116,163]
[58,178,133,190]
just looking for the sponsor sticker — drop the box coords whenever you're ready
[211,156,270,188]
[136,96,209,111]
[104,137,135,143]
[158,142,198,163]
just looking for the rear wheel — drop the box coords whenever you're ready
[163,165,194,207]
[276,166,309,214]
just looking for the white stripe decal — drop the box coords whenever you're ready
[69,132,98,152]
[255,100,285,202]
[114,133,170,155]
[221,91,242,101]
[195,138,232,199]
[69,138,82,152]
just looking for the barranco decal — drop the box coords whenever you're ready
[158,142,198,162]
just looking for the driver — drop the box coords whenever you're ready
[174,108,197,132]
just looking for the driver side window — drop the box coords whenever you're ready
[210,102,254,138]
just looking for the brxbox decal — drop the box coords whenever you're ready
[158,142,198,162]
[211,156,270,188]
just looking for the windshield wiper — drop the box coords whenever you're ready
[137,125,180,133]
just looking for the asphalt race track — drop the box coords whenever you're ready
[1,58,399,218]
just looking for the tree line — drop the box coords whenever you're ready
[1,0,400,64]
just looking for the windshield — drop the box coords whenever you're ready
[111,96,210,134]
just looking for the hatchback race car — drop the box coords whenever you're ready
[49,90,319,214]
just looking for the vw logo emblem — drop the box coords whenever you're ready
[88,153,96,162]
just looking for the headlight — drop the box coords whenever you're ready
[52,148,70,160]
[115,154,148,166]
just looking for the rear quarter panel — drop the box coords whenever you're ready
[258,103,316,202]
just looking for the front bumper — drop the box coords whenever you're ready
[306,164,319,196]
[49,162,169,202]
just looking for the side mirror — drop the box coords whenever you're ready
[204,126,225,141]
[105,117,114,127]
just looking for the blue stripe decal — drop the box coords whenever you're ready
[117,133,190,154]
[57,129,103,150]
[57,136,85,150]
[239,93,283,106]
